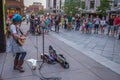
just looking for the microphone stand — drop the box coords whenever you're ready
[38,27,61,80]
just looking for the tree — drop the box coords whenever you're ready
[81,1,85,9]
[37,10,44,15]
[64,0,84,16]
[97,0,112,17]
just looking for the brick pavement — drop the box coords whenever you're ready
[51,27,120,63]
[0,22,120,80]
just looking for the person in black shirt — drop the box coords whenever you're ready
[107,16,114,36]
[75,17,80,31]
[29,13,35,35]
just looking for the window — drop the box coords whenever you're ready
[53,0,56,8]
[90,1,94,9]
[48,0,50,7]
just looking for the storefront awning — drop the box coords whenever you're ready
[6,6,20,10]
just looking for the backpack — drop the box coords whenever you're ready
[40,21,45,27]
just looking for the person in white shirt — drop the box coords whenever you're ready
[94,16,100,34]
[6,14,27,73]
[26,14,29,24]
[100,17,106,34]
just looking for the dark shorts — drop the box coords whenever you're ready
[85,24,89,29]
[114,26,119,31]
[94,24,99,29]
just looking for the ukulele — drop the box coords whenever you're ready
[17,30,29,46]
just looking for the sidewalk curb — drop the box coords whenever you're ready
[51,33,120,75]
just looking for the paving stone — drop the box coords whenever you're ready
[94,45,104,50]
[87,43,97,49]
[113,55,120,64]
[104,47,113,52]
[1,22,120,80]
[90,66,120,80]
[43,70,102,80]
[101,51,113,61]
[0,53,7,76]
[114,48,120,53]
[91,49,102,55]
[4,76,39,80]
[1,58,33,79]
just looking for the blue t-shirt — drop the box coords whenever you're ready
[88,22,92,28]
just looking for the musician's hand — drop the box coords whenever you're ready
[20,36,26,40]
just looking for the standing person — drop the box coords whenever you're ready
[35,17,41,35]
[81,16,86,33]
[94,16,100,34]
[81,21,85,33]
[88,19,93,34]
[72,16,75,29]
[100,17,106,34]
[61,16,65,28]
[75,17,80,31]
[29,13,35,35]
[55,15,60,33]
[89,15,94,22]
[107,15,114,36]
[48,15,52,31]
[67,15,72,30]
[26,13,29,24]
[64,17,68,30]
[89,15,94,33]
[85,19,89,33]
[44,17,49,34]
[113,14,120,37]
[6,14,27,73]
[40,18,45,34]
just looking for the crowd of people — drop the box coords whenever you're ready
[27,13,120,39]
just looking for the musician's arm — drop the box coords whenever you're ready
[13,33,25,40]
[11,25,25,40]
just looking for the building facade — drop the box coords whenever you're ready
[26,2,44,13]
[85,0,100,13]
[46,0,65,14]
[108,0,120,14]
[114,0,120,8]
[114,0,120,4]
[6,0,24,16]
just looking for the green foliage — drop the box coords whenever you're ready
[37,10,44,15]
[64,0,84,15]
[97,0,112,17]
[81,1,85,9]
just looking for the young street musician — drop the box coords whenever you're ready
[6,14,27,73]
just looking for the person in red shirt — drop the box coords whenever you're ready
[113,14,120,37]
